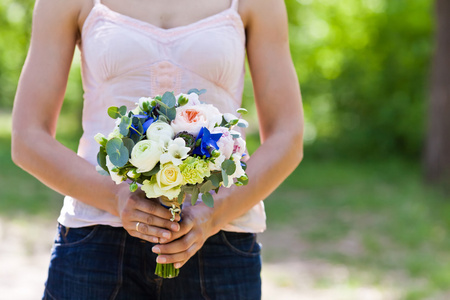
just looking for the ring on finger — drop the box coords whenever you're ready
[136,221,140,232]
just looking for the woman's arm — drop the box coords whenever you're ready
[153,0,303,267]
[11,0,178,241]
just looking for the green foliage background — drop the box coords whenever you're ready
[0,0,434,159]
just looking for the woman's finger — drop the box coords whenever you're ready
[132,210,180,232]
[134,197,180,221]
[158,214,194,244]
[153,240,200,266]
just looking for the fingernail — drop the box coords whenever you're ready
[171,223,179,231]
[174,263,181,269]
[163,232,170,239]
[152,246,160,254]
[157,256,166,263]
[152,237,159,243]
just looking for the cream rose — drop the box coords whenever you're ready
[129,140,164,173]
[146,121,174,142]
[141,163,183,199]
[170,103,222,136]
[233,136,247,157]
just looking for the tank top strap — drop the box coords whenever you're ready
[230,0,239,10]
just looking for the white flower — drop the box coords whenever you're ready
[233,137,247,157]
[129,140,164,173]
[211,127,234,159]
[147,121,174,142]
[209,153,226,171]
[138,97,152,110]
[160,138,191,166]
[170,103,222,136]
[94,133,106,145]
[108,128,123,139]
[223,113,238,123]
[106,155,125,184]
[176,92,201,106]
[223,154,246,188]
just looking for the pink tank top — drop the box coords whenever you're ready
[58,0,266,233]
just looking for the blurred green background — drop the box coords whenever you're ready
[1,0,449,299]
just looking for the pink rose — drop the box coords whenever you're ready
[211,127,234,159]
[171,103,222,136]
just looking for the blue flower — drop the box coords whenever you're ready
[132,113,154,137]
[193,127,222,158]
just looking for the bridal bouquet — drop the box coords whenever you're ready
[94,89,249,278]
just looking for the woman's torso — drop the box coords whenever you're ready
[58,0,266,233]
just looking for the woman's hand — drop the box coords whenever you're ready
[150,203,220,268]
[116,184,181,243]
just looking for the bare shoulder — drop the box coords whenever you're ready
[32,0,91,39]
[238,0,288,34]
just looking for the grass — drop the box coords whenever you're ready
[263,158,450,299]
[2,111,450,299]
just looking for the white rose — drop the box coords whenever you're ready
[211,127,234,159]
[106,155,125,184]
[129,140,164,173]
[170,103,222,136]
[146,121,174,142]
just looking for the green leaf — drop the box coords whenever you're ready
[161,92,176,108]
[200,180,214,194]
[230,133,240,139]
[191,188,199,206]
[202,192,214,208]
[141,163,160,177]
[187,88,206,95]
[222,159,236,176]
[241,161,247,171]
[122,137,135,156]
[157,106,176,121]
[119,105,127,116]
[106,138,129,167]
[119,116,131,136]
[221,168,229,187]
[237,175,249,186]
[178,191,185,205]
[237,120,248,128]
[97,147,108,173]
[208,172,222,187]
[107,106,120,119]
[236,108,248,115]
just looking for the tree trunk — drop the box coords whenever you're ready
[425,0,450,184]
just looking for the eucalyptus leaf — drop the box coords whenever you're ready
[200,180,214,194]
[222,159,236,176]
[161,92,176,108]
[106,138,129,167]
[141,163,160,177]
[119,116,131,136]
[191,188,199,206]
[187,88,206,95]
[202,192,214,208]
[122,137,135,156]
[97,147,108,173]
[231,133,240,139]
[237,120,248,128]
[209,172,222,187]
[119,105,127,116]
[178,191,185,205]
[236,108,248,115]
[221,169,229,187]
[107,106,120,119]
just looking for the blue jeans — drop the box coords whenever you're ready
[43,224,262,299]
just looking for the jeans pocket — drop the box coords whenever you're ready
[220,231,261,257]
[54,223,99,247]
